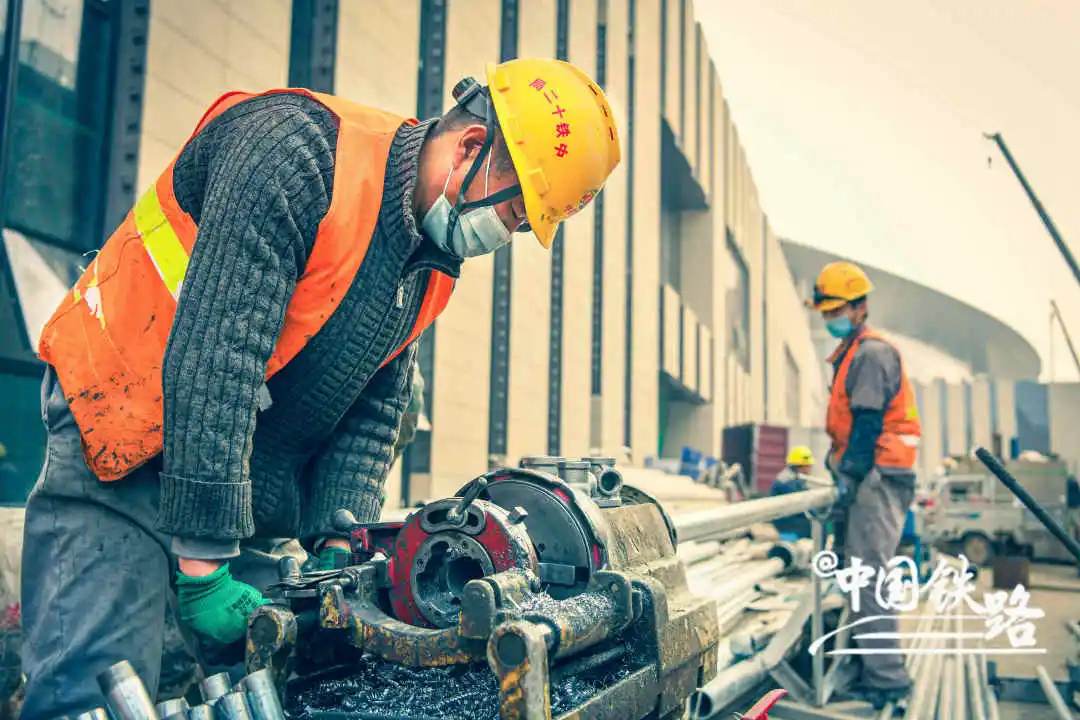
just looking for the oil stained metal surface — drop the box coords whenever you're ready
[287,654,636,720]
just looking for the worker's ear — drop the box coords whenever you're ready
[457,124,490,162]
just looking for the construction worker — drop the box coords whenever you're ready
[770,446,816,539]
[21,58,620,717]
[808,261,921,709]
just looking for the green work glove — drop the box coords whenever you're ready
[176,564,268,645]
[318,545,351,571]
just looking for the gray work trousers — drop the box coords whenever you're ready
[20,368,305,719]
[843,468,915,690]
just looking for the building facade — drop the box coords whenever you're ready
[0,0,826,506]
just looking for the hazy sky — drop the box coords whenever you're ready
[696,1,1080,381]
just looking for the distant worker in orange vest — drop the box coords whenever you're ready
[22,58,620,717]
[808,261,921,709]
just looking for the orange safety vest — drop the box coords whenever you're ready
[826,327,921,471]
[38,89,454,481]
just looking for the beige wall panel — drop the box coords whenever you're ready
[679,3,697,176]
[709,75,727,452]
[383,460,403,512]
[995,379,1016,447]
[505,0,557,463]
[335,1,420,115]
[429,0,501,495]
[699,325,712,402]
[918,380,944,480]
[662,0,681,138]
[950,379,967,453]
[945,382,967,456]
[746,191,765,423]
[140,0,289,189]
[682,306,699,392]
[137,137,178,194]
[971,376,994,451]
[629,0,663,459]
[595,0,629,457]
[762,229,826,430]
[696,42,712,194]
[559,0,600,457]
[506,241,552,463]
[722,101,733,231]
[222,6,289,89]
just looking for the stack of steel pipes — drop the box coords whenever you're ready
[669,489,840,719]
[880,603,999,719]
[92,662,286,720]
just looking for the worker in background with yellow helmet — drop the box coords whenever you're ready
[769,445,817,539]
[807,261,921,709]
[23,57,619,714]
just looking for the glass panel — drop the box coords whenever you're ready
[723,229,750,372]
[4,228,83,348]
[0,370,46,504]
[3,0,110,251]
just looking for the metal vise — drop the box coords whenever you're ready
[245,457,719,720]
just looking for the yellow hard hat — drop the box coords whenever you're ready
[486,58,621,248]
[807,261,873,312]
[786,445,815,467]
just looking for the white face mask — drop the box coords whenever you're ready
[422,151,512,259]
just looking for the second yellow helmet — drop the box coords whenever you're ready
[786,445,815,467]
[808,261,873,312]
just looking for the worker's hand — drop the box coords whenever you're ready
[176,563,268,645]
[835,473,858,508]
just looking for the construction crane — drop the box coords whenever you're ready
[984,132,1080,288]
[1050,298,1080,378]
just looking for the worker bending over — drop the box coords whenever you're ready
[770,445,816,539]
[809,261,921,709]
[22,59,619,717]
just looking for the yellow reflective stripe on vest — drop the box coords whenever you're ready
[133,186,188,299]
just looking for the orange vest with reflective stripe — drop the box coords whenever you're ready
[826,328,921,471]
[38,89,454,481]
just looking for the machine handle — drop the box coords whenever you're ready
[740,688,788,719]
[448,477,488,525]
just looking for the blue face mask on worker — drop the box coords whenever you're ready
[423,138,526,259]
[825,315,854,338]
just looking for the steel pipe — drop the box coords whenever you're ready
[690,654,770,719]
[97,661,159,720]
[243,669,286,720]
[966,654,987,720]
[811,517,825,707]
[673,488,837,544]
[1035,665,1074,720]
[688,558,787,601]
[953,612,969,720]
[677,540,724,565]
[981,652,1000,720]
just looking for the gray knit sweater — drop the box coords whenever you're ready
[155,93,458,555]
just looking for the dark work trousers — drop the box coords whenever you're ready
[20,368,304,719]
[843,468,915,690]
